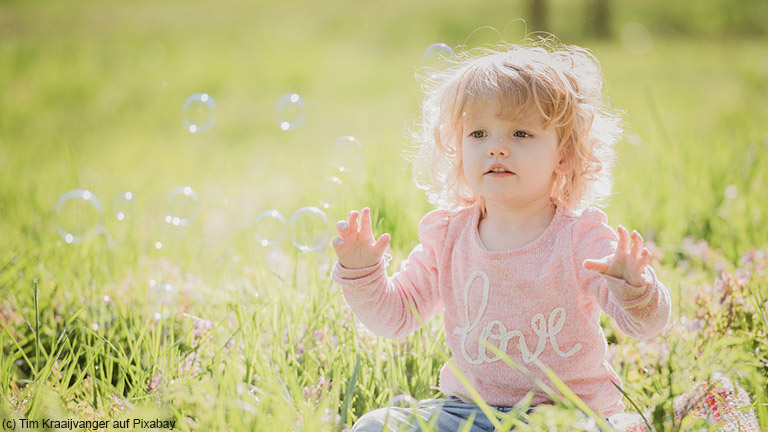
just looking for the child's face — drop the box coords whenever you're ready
[460,99,566,210]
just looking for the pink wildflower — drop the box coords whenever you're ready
[147,375,162,391]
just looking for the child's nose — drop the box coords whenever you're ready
[488,141,509,157]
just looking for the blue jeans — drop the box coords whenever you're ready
[351,397,613,432]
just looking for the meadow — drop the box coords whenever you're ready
[1,0,767,430]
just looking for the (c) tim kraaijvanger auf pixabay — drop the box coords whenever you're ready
[17,418,177,430]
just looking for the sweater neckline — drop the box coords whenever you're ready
[471,203,564,257]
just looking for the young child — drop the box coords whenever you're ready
[331,39,671,432]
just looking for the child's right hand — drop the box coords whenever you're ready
[332,207,391,269]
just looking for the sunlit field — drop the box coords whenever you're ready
[1,0,767,430]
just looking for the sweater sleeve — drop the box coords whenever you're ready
[330,209,449,339]
[571,208,671,341]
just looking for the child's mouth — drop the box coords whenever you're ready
[485,170,515,177]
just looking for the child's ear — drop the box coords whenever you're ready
[554,158,568,176]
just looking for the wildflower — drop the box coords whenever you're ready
[178,352,202,377]
[191,318,213,348]
[739,247,768,277]
[147,375,162,392]
[303,375,333,403]
[682,236,712,262]
[313,329,325,344]
[108,394,128,417]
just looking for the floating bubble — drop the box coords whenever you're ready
[626,132,646,148]
[621,22,653,55]
[254,210,287,247]
[55,189,103,244]
[331,136,364,173]
[149,282,178,318]
[113,191,136,221]
[319,177,344,210]
[290,207,329,252]
[387,394,418,408]
[165,186,199,227]
[423,43,454,62]
[182,93,217,133]
[86,295,116,331]
[275,93,306,131]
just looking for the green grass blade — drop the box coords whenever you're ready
[611,380,653,431]
[34,279,40,377]
[337,354,360,432]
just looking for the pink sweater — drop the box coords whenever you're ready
[331,204,671,417]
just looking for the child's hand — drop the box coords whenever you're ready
[582,225,653,287]
[332,207,391,269]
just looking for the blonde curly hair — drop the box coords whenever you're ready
[404,37,623,216]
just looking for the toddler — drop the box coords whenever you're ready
[331,38,671,432]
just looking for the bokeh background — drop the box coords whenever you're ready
[2,0,768,258]
[1,0,767,430]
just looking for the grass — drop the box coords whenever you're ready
[1,0,768,430]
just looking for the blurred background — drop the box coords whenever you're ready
[1,0,767,266]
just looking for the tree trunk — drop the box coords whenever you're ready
[529,0,548,32]
[588,0,611,39]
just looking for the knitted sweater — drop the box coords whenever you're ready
[331,204,671,417]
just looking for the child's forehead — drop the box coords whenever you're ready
[460,98,545,125]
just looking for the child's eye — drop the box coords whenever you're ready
[513,130,531,138]
[469,131,486,139]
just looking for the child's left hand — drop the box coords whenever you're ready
[582,225,653,287]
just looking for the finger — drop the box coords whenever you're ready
[348,210,359,234]
[360,207,372,237]
[332,236,344,250]
[583,258,609,273]
[373,233,391,256]
[337,220,349,236]
[630,231,644,260]
[616,225,630,255]
[640,249,653,267]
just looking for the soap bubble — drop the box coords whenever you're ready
[621,22,653,55]
[254,210,287,247]
[55,189,103,244]
[86,295,116,331]
[275,93,306,131]
[423,43,454,62]
[149,282,178,319]
[182,93,217,133]
[113,191,136,221]
[290,207,329,252]
[331,136,364,173]
[165,186,199,227]
[319,176,344,210]
[388,394,418,408]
